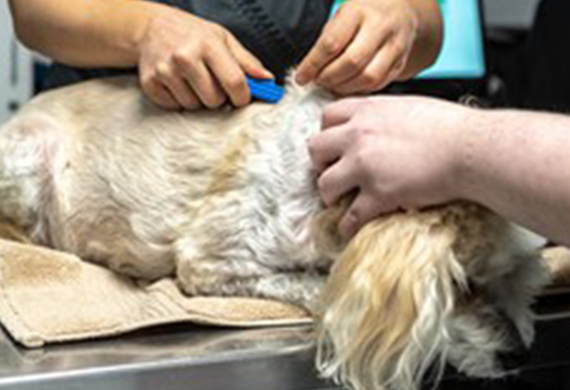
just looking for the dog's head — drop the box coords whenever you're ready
[312,203,548,390]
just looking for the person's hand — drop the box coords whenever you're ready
[309,96,469,238]
[138,7,273,110]
[295,0,420,95]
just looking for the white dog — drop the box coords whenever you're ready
[0,76,548,390]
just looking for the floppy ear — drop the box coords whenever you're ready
[315,209,468,390]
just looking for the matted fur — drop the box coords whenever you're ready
[0,76,549,390]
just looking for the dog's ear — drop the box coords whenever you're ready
[316,209,468,390]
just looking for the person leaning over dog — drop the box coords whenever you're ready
[309,95,570,247]
[8,0,442,110]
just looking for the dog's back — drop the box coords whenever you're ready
[0,76,330,285]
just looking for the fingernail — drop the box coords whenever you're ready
[261,69,274,79]
[249,68,273,80]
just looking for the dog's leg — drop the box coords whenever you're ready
[186,271,325,312]
[0,113,63,243]
[174,236,325,312]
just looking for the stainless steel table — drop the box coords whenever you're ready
[0,324,337,390]
[1,293,570,390]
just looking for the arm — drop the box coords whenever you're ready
[295,0,442,94]
[8,0,272,109]
[458,109,570,246]
[9,0,157,67]
[309,96,570,247]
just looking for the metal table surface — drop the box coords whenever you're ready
[1,293,570,390]
[0,324,335,390]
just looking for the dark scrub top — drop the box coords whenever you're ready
[43,0,334,90]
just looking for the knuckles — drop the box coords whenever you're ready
[155,61,174,81]
[360,70,381,90]
[343,54,367,74]
[320,36,344,58]
[172,49,194,68]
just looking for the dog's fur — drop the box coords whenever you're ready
[0,76,548,390]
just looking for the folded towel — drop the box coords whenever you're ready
[0,240,310,348]
[1,236,569,349]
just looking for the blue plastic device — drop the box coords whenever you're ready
[246,76,285,104]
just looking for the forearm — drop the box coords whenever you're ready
[458,109,570,246]
[398,0,442,80]
[9,0,167,68]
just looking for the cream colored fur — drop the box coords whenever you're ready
[0,76,549,390]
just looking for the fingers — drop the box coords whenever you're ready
[321,98,366,129]
[333,41,406,95]
[316,158,359,207]
[308,122,352,172]
[295,9,362,85]
[206,43,251,107]
[139,11,272,110]
[295,0,416,94]
[227,34,273,80]
[140,75,182,110]
[202,34,274,107]
[174,53,227,109]
[338,192,395,239]
[170,33,271,109]
[316,19,389,88]
[139,11,270,110]
[155,62,200,109]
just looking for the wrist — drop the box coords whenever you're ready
[131,2,174,64]
[398,0,443,80]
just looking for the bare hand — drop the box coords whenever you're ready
[138,7,273,110]
[295,0,419,95]
[309,96,469,238]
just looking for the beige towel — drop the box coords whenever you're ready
[0,239,311,348]
[2,236,569,349]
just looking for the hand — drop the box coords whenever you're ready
[138,7,273,110]
[295,0,419,95]
[309,96,469,238]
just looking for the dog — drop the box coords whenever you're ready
[0,76,549,390]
